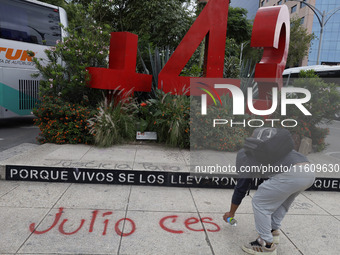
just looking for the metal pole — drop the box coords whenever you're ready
[316,11,325,65]
[239,43,244,66]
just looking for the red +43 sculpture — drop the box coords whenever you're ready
[87,0,290,111]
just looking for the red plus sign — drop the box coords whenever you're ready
[88,32,152,97]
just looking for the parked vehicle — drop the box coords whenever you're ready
[0,0,68,118]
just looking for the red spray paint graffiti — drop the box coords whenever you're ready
[29,208,136,237]
[29,208,221,237]
[159,215,220,234]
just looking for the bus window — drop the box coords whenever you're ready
[0,0,61,46]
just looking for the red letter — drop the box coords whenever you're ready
[29,207,63,235]
[201,217,221,232]
[58,219,85,235]
[88,32,152,98]
[115,218,136,237]
[250,5,290,112]
[184,217,204,232]
[102,211,113,236]
[89,210,99,233]
[159,215,184,234]
[158,0,229,94]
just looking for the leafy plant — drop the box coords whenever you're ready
[87,92,138,147]
[190,95,253,152]
[33,96,95,144]
[148,46,173,97]
[138,89,190,148]
[31,1,112,105]
[287,17,316,67]
[273,70,340,151]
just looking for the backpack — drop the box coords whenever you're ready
[243,128,294,164]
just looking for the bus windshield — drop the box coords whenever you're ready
[0,0,62,46]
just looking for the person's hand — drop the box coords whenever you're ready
[223,211,234,223]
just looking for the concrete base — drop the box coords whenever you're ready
[1,143,340,191]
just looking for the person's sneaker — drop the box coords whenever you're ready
[242,237,277,255]
[272,229,280,244]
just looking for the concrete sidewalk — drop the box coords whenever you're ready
[0,143,339,254]
[0,180,339,254]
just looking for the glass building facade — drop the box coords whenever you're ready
[230,0,259,20]
[308,0,340,65]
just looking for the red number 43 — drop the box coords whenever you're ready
[88,0,290,104]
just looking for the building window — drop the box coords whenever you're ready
[291,5,297,13]
[261,0,264,7]
[300,0,307,8]
[278,0,282,5]
[300,17,305,25]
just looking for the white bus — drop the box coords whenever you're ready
[0,0,67,118]
[283,65,340,79]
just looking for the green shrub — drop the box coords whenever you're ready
[30,1,112,106]
[138,89,190,148]
[87,94,138,147]
[273,70,340,151]
[30,1,115,146]
[33,96,95,144]
[190,95,253,152]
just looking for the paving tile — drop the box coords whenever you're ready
[128,186,196,212]
[45,144,91,160]
[0,143,39,161]
[132,161,189,172]
[42,158,134,170]
[0,180,19,197]
[190,188,254,214]
[302,191,340,215]
[0,182,70,208]
[190,150,236,170]
[0,207,49,254]
[119,211,212,255]
[286,193,328,215]
[134,145,186,165]
[18,208,124,254]
[281,215,340,255]
[201,213,302,255]
[181,149,190,165]
[82,146,137,162]
[192,187,329,215]
[55,183,131,210]
[1,144,56,166]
